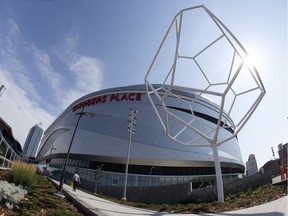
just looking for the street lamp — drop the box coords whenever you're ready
[57,108,94,195]
[45,145,57,176]
[0,85,6,97]
[122,108,138,201]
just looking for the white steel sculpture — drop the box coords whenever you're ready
[144,5,265,203]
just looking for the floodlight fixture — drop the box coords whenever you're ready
[122,107,138,200]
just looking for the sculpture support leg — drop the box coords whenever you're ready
[212,145,224,203]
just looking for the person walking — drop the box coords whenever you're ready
[72,171,81,191]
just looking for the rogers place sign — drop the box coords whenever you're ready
[72,93,142,112]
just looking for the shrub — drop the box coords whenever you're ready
[239,192,247,198]
[7,161,37,187]
[194,203,209,213]
[0,180,28,209]
[225,193,237,201]
[159,204,169,211]
[252,187,263,195]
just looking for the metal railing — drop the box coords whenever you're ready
[0,133,20,169]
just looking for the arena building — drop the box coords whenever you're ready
[36,84,245,191]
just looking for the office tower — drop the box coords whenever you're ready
[23,123,43,159]
[246,154,258,176]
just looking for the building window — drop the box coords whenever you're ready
[112,178,118,185]
[6,149,12,160]
[0,142,7,157]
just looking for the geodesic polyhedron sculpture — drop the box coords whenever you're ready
[145,5,265,147]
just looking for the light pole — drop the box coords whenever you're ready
[122,108,138,201]
[57,108,94,195]
[45,145,57,176]
[0,85,6,97]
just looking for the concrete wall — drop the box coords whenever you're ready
[186,171,272,203]
[80,171,272,204]
[223,171,272,195]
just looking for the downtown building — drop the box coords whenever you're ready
[36,85,245,193]
[261,143,288,177]
[22,123,43,161]
[245,154,258,176]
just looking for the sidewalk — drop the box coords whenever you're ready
[50,179,287,216]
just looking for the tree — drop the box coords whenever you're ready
[94,164,104,194]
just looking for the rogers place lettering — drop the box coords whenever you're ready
[72,93,142,112]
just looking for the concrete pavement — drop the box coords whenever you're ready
[50,178,287,216]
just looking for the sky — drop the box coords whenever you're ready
[0,0,287,169]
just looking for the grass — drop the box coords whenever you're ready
[16,175,83,215]
[7,161,37,187]
[94,183,287,214]
[0,170,84,216]
[0,167,287,215]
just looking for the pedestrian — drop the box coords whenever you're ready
[72,171,81,191]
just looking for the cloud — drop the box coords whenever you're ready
[0,19,56,145]
[69,56,103,92]
[31,45,63,93]
[56,36,104,109]
[0,18,104,146]
[0,68,55,145]
[59,56,104,108]
[0,19,43,105]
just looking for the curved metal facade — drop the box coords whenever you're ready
[37,85,245,186]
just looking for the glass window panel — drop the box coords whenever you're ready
[6,149,12,160]
[4,160,9,168]
[75,160,80,167]
[106,177,112,185]
[0,142,7,157]
[112,178,118,185]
